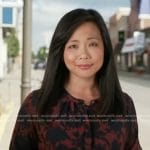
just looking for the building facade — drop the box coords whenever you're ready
[0,0,23,79]
[126,0,150,73]
[109,1,150,73]
[109,7,130,70]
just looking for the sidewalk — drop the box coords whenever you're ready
[118,70,150,150]
[0,64,21,149]
[0,102,20,149]
[0,64,43,149]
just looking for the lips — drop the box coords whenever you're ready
[76,64,93,69]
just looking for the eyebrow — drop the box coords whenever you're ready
[69,37,100,43]
[87,37,100,40]
[69,40,79,43]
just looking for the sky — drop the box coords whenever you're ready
[32,0,130,53]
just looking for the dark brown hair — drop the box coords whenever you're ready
[37,8,124,115]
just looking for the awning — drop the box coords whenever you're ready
[121,35,145,53]
[121,38,136,53]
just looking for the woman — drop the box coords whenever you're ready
[10,8,142,150]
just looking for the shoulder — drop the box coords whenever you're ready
[19,90,40,115]
[122,92,137,115]
[121,93,142,149]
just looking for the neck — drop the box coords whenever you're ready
[65,75,100,101]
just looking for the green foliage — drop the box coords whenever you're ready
[31,51,37,63]
[32,51,36,59]
[5,30,19,58]
[37,46,47,61]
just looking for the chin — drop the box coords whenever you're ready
[75,73,96,79]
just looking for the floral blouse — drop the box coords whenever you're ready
[9,90,142,150]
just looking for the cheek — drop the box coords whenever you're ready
[64,52,75,65]
[93,50,104,63]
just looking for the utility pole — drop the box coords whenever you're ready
[21,0,32,103]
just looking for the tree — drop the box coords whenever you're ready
[32,51,36,59]
[5,29,19,58]
[37,46,47,61]
[31,51,37,63]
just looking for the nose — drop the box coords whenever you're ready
[79,54,89,59]
[79,45,90,60]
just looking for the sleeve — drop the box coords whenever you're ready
[123,93,142,150]
[9,92,38,150]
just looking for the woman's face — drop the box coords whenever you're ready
[64,22,104,80]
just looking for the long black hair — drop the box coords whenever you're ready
[37,8,125,115]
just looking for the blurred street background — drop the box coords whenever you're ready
[0,0,150,149]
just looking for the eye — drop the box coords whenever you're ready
[89,42,98,47]
[68,44,78,49]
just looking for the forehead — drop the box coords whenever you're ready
[76,21,100,33]
[68,22,102,40]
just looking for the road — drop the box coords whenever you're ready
[0,66,149,149]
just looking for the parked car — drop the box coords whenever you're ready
[34,61,46,69]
